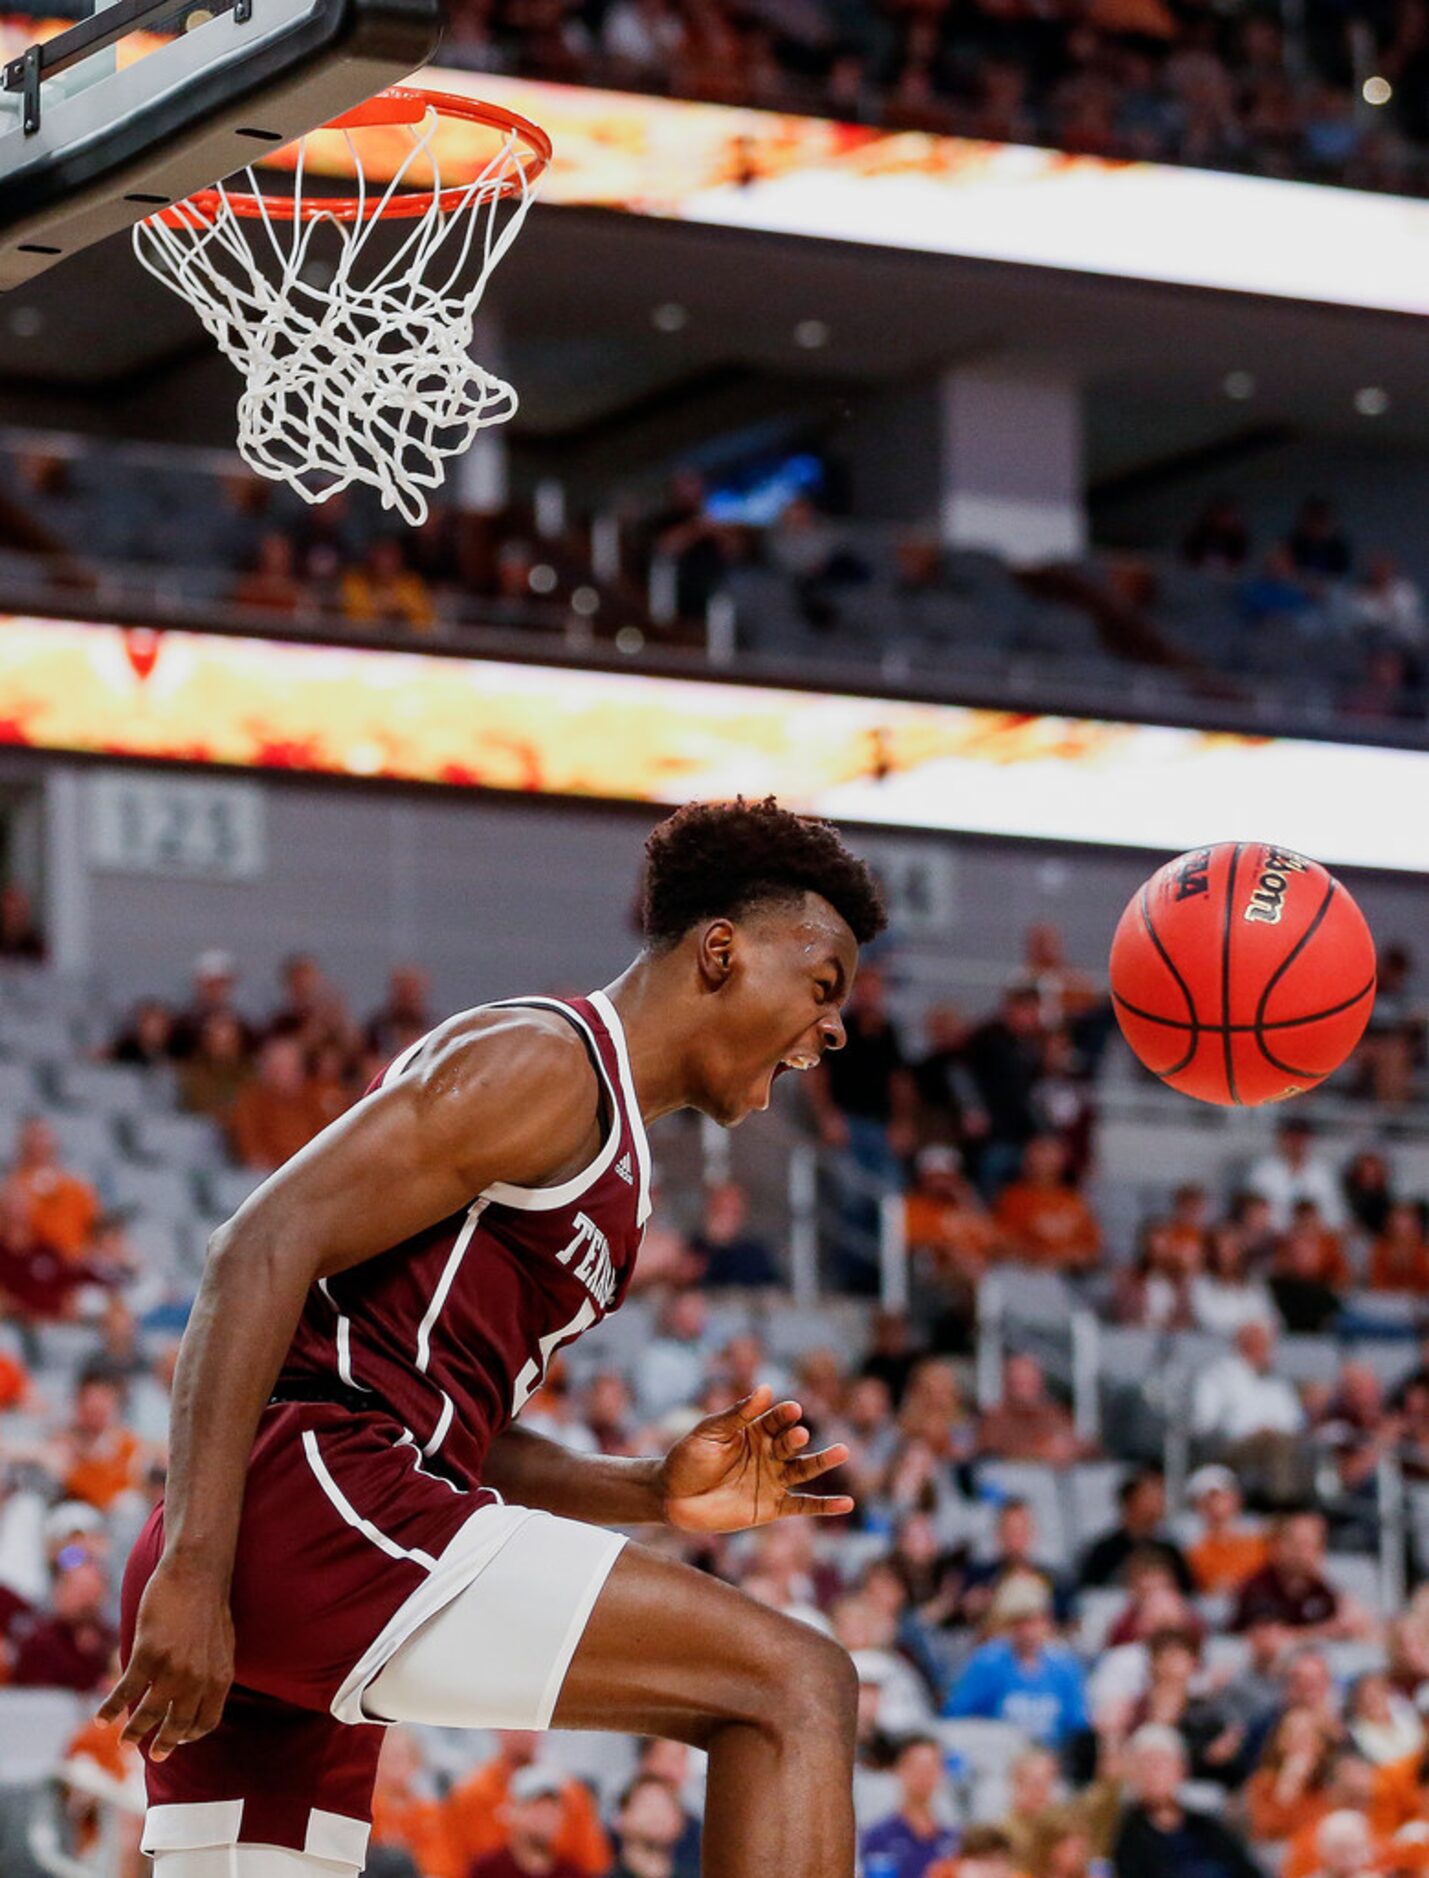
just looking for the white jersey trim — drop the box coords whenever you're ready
[479,996,624,1212]
[415,1199,487,1373]
[301,1429,438,1571]
[318,1278,372,1395]
[587,990,654,1226]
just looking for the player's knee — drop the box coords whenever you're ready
[763,1625,858,1744]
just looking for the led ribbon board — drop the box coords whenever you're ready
[0,615,1425,872]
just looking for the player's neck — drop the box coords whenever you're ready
[600,955,699,1122]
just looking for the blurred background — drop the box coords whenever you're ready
[0,0,1427,1873]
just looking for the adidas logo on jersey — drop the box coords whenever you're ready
[615,1153,633,1185]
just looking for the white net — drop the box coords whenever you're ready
[133,98,540,525]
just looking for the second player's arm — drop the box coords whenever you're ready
[99,1012,602,1759]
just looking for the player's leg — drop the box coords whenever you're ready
[368,1533,858,1878]
[557,1544,858,1878]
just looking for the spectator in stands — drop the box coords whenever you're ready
[1345,1670,1425,1767]
[1346,643,1419,722]
[959,1496,1072,1630]
[1239,544,1317,629]
[45,1366,147,1514]
[1114,1220,1198,1330]
[466,1764,590,1878]
[366,963,433,1060]
[963,985,1045,1195]
[1123,1628,1242,1786]
[859,1734,959,1878]
[0,1183,98,1325]
[993,1134,1101,1271]
[831,1374,900,1505]
[627,1740,700,1878]
[688,1179,778,1287]
[1181,496,1251,574]
[1347,552,1425,647]
[943,1576,1089,1746]
[978,1351,1092,1466]
[1233,1510,1367,1637]
[341,536,437,635]
[177,1009,251,1124]
[232,529,306,613]
[913,1002,990,1161]
[1342,1150,1395,1238]
[609,1773,691,1878]
[1315,1363,1403,1540]
[808,962,918,1176]
[447,1732,611,1878]
[999,1747,1066,1870]
[1192,1319,1309,1506]
[1111,1724,1261,1878]
[4,1114,98,1261]
[1184,1465,1269,1595]
[633,1288,710,1418]
[903,1146,1001,1349]
[267,951,354,1054]
[1268,1211,1347,1333]
[168,948,250,1060]
[1367,1201,1429,1291]
[227,1033,332,1171]
[644,470,730,620]
[109,997,175,1068]
[1190,1222,1276,1337]
[369,1727,461,1878]
[8,1555,117,1692]
[1245,1703,1344,1846]
[1287,497,1352,581]
[861,1309,922,1408]
[1079,1467,1194,1594]
[0,880,44,960]
[1248,1117,1348,1230]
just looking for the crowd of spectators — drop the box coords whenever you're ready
[5,438,1429,730]
[0,925,1428,1873]
[436,0,1429,196]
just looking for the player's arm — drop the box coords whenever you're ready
[99,1011,599,1760]
[486,1387,853,1536]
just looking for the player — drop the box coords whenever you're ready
[104,796,887,1877]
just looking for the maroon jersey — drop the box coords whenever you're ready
[278,991,652,1490]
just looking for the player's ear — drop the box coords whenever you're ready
[697,918,737,991]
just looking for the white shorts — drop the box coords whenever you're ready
[363,1506,627,1728]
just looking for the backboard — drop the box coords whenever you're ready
[0,0,443,288]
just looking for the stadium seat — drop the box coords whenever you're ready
[1066,1462,1126,1551]
[976,1461,1069,1565]
[1325,1553,1384,1616]
[108,1161,199,1223]
[53,1060,165,1116]
[126,1110,226,1170]
[0,1689,85,1785]
[202,1166,268,1218]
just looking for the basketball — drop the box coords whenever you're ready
[1109,841,1377,1106]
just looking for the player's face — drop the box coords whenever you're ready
[697,892,857,1125]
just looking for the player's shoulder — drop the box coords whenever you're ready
[406,1000,599,1115]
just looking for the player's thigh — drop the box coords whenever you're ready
[552,1539,859,1744]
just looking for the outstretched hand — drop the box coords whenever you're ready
[657,1385,854,1534]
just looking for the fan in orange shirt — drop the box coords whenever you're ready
[1368,1204,1429,1294]
[0,1343,32,1411]
[371,1727,464,1878]
[49,1371,147,1513]
[993,1136,1101,1271]
[61,1683,147,1876]
[1185,1467,1269,1595]
[905,1146,1004,1301]
[1279,1746,1423,1878]
[446,1731,611,1878]
[4,1116,98,1261]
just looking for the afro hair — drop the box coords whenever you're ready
[641,797,886,950]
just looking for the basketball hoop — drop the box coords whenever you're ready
[132,87,551,525]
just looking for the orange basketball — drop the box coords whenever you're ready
[1109,841,1377,1107]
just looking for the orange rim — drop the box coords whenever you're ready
[156,87,551,227]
